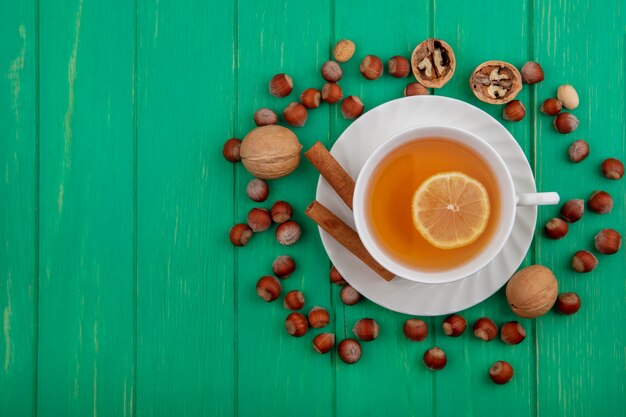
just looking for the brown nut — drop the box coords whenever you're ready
[470,60,522,104]
[222,138,242,162]
[553,112,579,134]
[341,96,364,119]
[312,332,335,354]
[269,73,293,97]
[560,199,584,223]
[489,361,514,384]
[253,108,278,126]
[506,265,558,318]
[283,102,308,127]
[404,82,430,96]
[283,290,305,310]
[588,191,613,214]
[275,220,301,246]
[333,39,355,63]
[412,39,456,88]
[473,317,498,341]
[521,61,544,84]
[247,208,272,232]
[360,55,384,80]
[353,318,380,342]
[229,223,252,247]
[340,285,361,305]
[256,276,281,302]
[568,140,589,163]
[500,321,526,345]
[503,100,526,122]
[601,158,624,180]
[557,84,579,110]
[300,88,321,109]
[330,265,347,286]
[321,60,343,83]
[442,314,467,337]
[540,98,563,115]
[423,347,447,370]
[240,125,302,179]
[403,318,428,342]
[285,312,308,337]
[246,178,269,202]
[308,306,330,329]
[594,229,622,254]
[321,82,343,103]
[270,201,293,224]
[545,217,569,240]
[388,56,410,78]
[338,338,362,364]
[555,292,581,315]
[272,255,295,278]
[571,250,598,273]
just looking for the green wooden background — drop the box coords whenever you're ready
[1,0,625,416]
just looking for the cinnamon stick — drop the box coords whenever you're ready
[305,200,395,281]
[305,141,355,210]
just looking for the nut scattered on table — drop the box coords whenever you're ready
[283,102,308,127]
[423,347,447,370]
[330,265,347,286]
[240,125,302,179]
[404,318,428,341]
[308,306,330,328]
[557,84,579,110]
[568,140,589,163]
[594,229,622,254]
[229,223,252,247]
[360,55,384,80]
[404,82,429,96]
[502,100,526,122]
[470,60,522,104]
[247,208,272,232]
[341,96,364,119]
[340,285,361,305]
[388,55,410,78]
[272,255,295,278]
[473,317,498,341]
[540,98,563,115]
[222,138,242,162]
[271,201,293,224]
[601,158,624,180]
[285,312,308,336]
[442,314,466,337]
[571,250,598,273]
[521,61,544,84]
[500,321,526,345]
[283,290,305,310]
[246,178,269,202]
[489,361,514,384]
[269,73,293,97]
[553,112,579,134]
[300,88,321,109]
[253,108,278,126]
[321,60,343,83]
[411,38,456,88]
[560,199,584,223]
[338,338,362,364]
[275,220,301,246]
[256,276,282,302]
[506,265,558,318]
[313,333,335,354]
[333,39,355,63]
[353,318,380,342]
[321,82,343,103]
[555,292,581,315]
[588,191,613,214]
[545,217,569,239]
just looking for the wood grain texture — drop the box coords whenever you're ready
[0,1,38,416]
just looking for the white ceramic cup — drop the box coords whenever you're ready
[353,125,559,284]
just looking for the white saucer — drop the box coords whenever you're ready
[315,96,537,316]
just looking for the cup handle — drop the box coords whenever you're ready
[516,192,560,206]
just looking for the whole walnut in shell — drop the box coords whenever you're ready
[506,265,558,318]
[240,125,302,179]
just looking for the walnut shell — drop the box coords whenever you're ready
[411,39,456,88]
[506,265,558,318]
[240,125,302,179]
[470,61,522,104]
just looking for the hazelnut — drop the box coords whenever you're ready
[500,321,526,345]
[283,290,305,310]
[560,199,584,223]
[341,96,364,119]
[360,55,383,80]
[330,265,347,286]
[352,318,379,342]
[312,333,335,354]
[557,84,579,110]
[544,217,569,239]
[321,60,343,83]
[521,61,544,84]
[338,338,362,364]
[270,201,293,224]
[601,158,624,180]
[553,112,579,134]
[253,108,277,126]
[470,60,522,104]
[321,82,343,104]
[403,318,428,342]
[506,265,558,318]
[588,191,613,214]
[502,100,526,122]
[594,229,622,255]
[489,361,514,385]
[340,285,361,305]
[272,255,295,278]
[555,292,581,315]
[571,250,598,273]
[404,82,430,96]
[423,347,447,370]
[308,306,330,329]
[269,73,293,97]
[285,312,308,337]
[275,220,301,246]
[388,56,410,78]
[412,39,456,88]
[473,317,498,341]
[247,208,272,232]
[333,39,355,63]
[540,98,563,115]
[568,140,589,163]
[283,102,308,127]
[246,178,269,202]
[442,314,467,337]
[240,125,302,180]
[222,138,242,162]
[256,276,281,302]
[300,88,321,109]
[229,223,252,247]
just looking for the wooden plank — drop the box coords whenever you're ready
[37,0,135,415]
[533,2,626,415]
[332,1,436,416]
[0,1,38,416]
[235,2,334,416]
[135,0,236,415]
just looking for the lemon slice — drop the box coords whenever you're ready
[411,171,490,249]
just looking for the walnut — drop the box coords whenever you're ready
[240,125,302,179]
[410,38,456,88]
[470,61,522,104]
